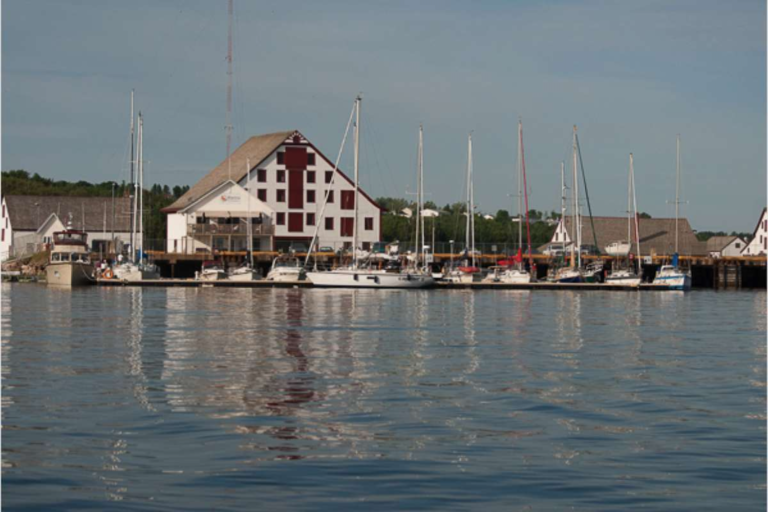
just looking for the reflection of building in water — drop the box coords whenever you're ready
[159,288,380,460]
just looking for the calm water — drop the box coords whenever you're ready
[2,284,765,511]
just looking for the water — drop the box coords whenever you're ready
[2,284,765,511]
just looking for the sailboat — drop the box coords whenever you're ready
[113,109,160,282]
[653,135,692,290]
[306,96,433,288]
[606,153,642,286]
[228,158,261,281]
[499,119,532,284]
[552,126,584,283]
[443,133,480,284]
[407,125,436,281]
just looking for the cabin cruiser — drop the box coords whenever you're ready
[46,227,95,286]
[266,256,306,282]
[228,263,261,282]
[197,261,227,281]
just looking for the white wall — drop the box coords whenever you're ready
[742,210,768,256]
[0,197,11,261]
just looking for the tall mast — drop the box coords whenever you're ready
[467,133,476,267]
[465,133,471,262]
[415,126,422,267]
[420,125,425,267]
[675,134,680,254]
[520,119,532,265]
[571,126,579,268]
[352,95,361,269]
[627,153,632,250]
[561,161,566,252]
[247,157,253,268]
[631,153,641,264]
[129,90,136,255]
[517,120,523,257]
[137,113,144,262]
[226,0,234,181]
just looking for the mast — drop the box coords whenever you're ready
[517,120,523,260]
[225,0,234,182]
[631,153,641,266]
[467,133,476,267]
[352,95,361,269]
[571,126,579,268]
[627,153,632,258]
[129,90,136,256]
[465,134,471,264]
[675,134,680,254]
[419,125,425,267]
[561,161,567,253]
[247,157,253,268]
[137,113,144,263]
[415,126,422,267]
[520,119,532,266]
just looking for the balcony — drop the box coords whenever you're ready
[187,223,274,236]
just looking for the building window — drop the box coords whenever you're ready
[288,212,303,232]
[341,190,355,210]
[277,170,286,183]
[277,190,286,202]
[307,171,316,183]
[277,212,285,225]
[307,153,316,166]
[365,217,374,230]
[307,213,316,226]
[327,190,334,203]
[1,229,4,242]
[325,217,334,230]
[307,190,316,203]
[735,242,741,249]
[325,171,333,184]
[2,204,4,217]
[341,217,354,237]
[257,169,267,182]
[277,152,285,165]
[257,189,267,201]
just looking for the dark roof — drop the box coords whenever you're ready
[705,236,741,252]
[164,131,294,212]
[4,195,132,232]
[561,216,707,256]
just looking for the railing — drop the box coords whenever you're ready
[187,223,274,236]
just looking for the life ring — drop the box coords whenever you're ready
[102,268,114,279]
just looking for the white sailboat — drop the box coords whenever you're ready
[553,126,584,283]
[499,119,532,284]
[228,158,261,281]
[113,110,160,282]
[444,133,480,284]
[653,135,692,290]
[306,96,433,288]
[606,153,642,286]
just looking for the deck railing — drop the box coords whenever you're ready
[187,223,274,236]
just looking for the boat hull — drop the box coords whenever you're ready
[266,268,306,282]
[653,273,691,290]
[307,270,434,288]
[46,262,95,286]
[114,267,160,282]
[227,271,261,282]
[499,270,532,284]
[605,276,641,286]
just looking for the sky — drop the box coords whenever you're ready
[2,0,765,232]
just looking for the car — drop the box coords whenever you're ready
[289,243,308,253]
[317,246,334,253]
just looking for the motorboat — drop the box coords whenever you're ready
[46,225,95,286]
[266,256,306,282]
[653,262,691,290]
[228,263,261,282]
[197,261,227,281]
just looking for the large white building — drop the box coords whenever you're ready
[163,130,382,254]
[1,195,132,261]
[741,207,768,256]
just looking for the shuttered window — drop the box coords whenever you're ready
[341,191,355,210]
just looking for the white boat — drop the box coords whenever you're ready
[197,261,227,281]
[305,96,433,289]
[46,223,95,286]
[551,267,582,283]
[553,127,586,283]
[604,241,631,257]
[228,264,261,281]
[653,135,692,291]
[607,153,642,286]
[266,256,306,282]
[112,261,160,282]
[443,265,480,284]
[499,268,531,284]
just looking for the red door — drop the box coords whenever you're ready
[341,217,354,237]
[289,170,303,209]
[288,212,303,233]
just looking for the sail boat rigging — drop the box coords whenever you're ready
[444,133,480,283]
[605,153,642,286]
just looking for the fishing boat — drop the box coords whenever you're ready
[46,219,95,286]
[653,135,692,290]
[266,255,306,282]
[443,133,481,284]
[606,153,642,286]
[305,96,433,289]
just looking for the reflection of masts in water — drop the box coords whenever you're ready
[128,288,154,411]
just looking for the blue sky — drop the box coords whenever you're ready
[2,0,765,231]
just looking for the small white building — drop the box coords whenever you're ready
[741,207,768,256]
[1,195,132,261]
[163,131,382,254]
[706,236,747,258]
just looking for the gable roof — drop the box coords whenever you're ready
[560,216,707,255]
[705,236,741,252]
[747,207,767,242]
[164,131,294,212]
[4,195,132,232]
